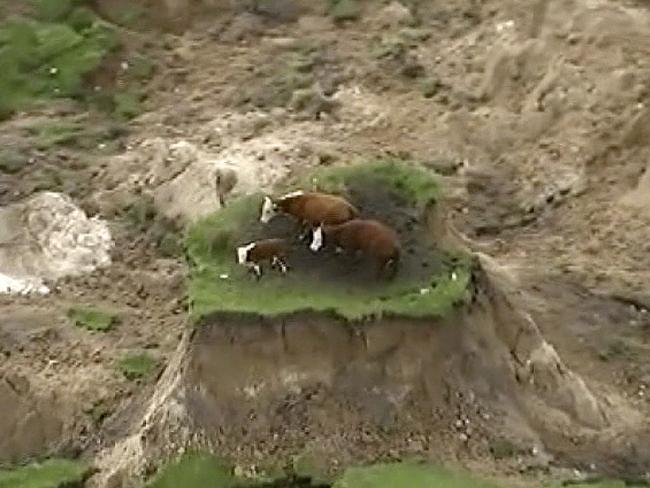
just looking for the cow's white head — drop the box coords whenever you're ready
[260,196,277,224]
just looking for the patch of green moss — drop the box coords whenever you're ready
[310,159,442,209]
[328,0,361,22]
[186,160,472,322]
[333,463,503,488]
[33,0,80,23]
[0,459,90,488]
[144,453,237,488]
[0,147,28,174]
[27,120,83,148]
[117,352,158,381]
[127,54,156,80]
[67,305,118,332]
[291,452,333,486]
[24,119,121,150]
[0,11,119,119]
[552,483,649,488]
[113,90,144,120]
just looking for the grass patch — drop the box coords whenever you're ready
[187,160,473,322]
[309,159,441,209]
[552,483,650,488]
[23,118,125,150]
[333,463,503,488]
[0,459,90,488]
[140,455,648,488]
[117,352,158,381]
[0,3,155,121]
[0,11,119,119]
[327,0,361,22]
[144,453,237,488]
[0,147,28,174]
[67,305,118,332]
[112,90,144,120]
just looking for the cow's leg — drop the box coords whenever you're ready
[380,258,398,281]
[275,257,288,274]
[298,222,312,242]
[252,264,262,280]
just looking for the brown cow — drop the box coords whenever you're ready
[236,238,289,279]
[310,219,401,279]
[259,190,359,241]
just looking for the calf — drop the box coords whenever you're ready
[259,190,359,241]
[310,219,401,279]
[236,238,289,279]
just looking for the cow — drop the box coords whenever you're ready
[310,219,401,279]
[236,238,289,279]
[259,190,359,241]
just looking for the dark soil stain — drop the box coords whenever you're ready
[235,179,452,289]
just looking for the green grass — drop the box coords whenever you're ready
[0,147,28,174]
[112,90,144,120]
[333,463,503,488]
[23,118,125,151]
[140,455,648,488]
[144,453,237,488]
[308,159,442,209]
[0,459,90,488]
[328,0,361,22]
[550,483,650,488]
[0,11,119,119]
[0,3,154,121]
[67,305,118,332]
[187,160,472,322]
[117,352,158,381]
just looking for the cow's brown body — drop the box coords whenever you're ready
[237,238,289,279]
[316,219,401,278]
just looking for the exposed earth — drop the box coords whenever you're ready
[2,0,650,487]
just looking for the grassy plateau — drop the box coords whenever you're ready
[186,160,475,322]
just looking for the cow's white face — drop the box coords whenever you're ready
[237,243,255,264]
[260,196,277,223]
[309,226,324,252]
